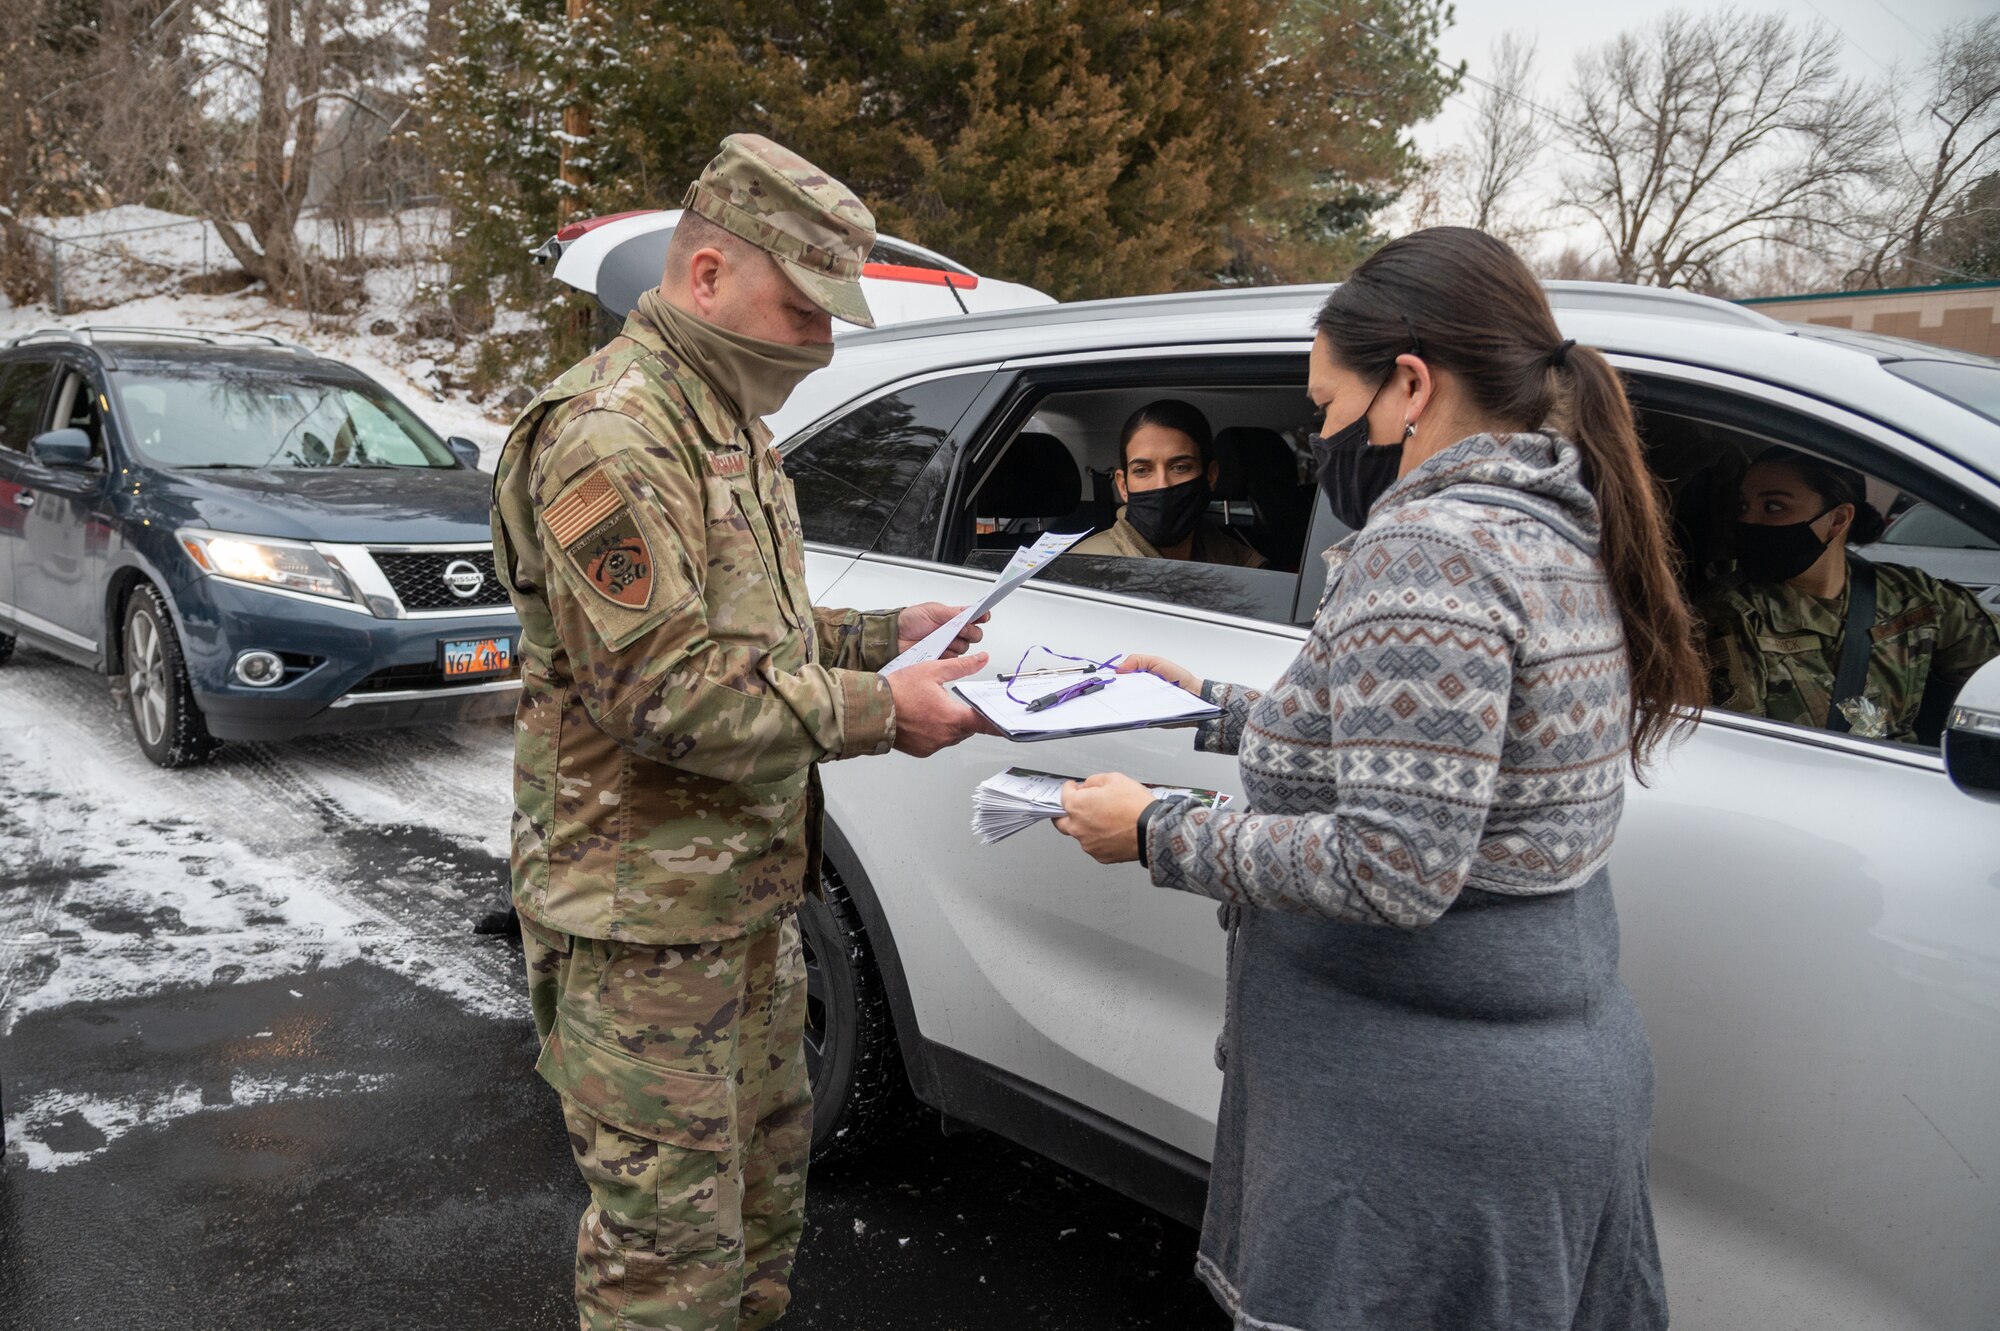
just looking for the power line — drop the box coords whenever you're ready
[1862,0,1925,43]
[1344,15,1593,139]
[1796,0,1892,73]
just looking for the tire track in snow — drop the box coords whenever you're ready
[0,648,521,1033]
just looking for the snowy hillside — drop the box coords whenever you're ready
[1,206,539,463]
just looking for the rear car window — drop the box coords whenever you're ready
[864,238,968,274]
[784,374,987,551]
[111,368,453,469]
[1885,360,2000,425]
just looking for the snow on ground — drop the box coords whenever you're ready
[2,206,541,463]
[6,1071,393,1172]
[0,651,522,1049]
[0,209,542,1173]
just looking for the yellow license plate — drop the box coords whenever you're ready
[441,636,512,679]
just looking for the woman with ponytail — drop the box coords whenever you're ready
[1053,227,1703,1330]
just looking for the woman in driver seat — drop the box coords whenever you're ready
[1701,447,2000,744]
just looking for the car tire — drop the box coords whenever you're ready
[0,628,14,666]
[122,586,220,769]
[800,858,918,1161]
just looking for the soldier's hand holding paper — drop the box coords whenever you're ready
[896,601,988,659]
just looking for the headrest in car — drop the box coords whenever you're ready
[977,431,1081,517]
[1212,426,1297,501]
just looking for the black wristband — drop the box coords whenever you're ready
[1135,799,1162,870]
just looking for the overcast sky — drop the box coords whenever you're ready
[1408,0,1995,251]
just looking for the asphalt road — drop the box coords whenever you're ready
[0,645,1226,1330]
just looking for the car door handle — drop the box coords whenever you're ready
[13,492,33,509]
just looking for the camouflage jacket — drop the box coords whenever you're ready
[1699,560,2000,744]
[492,299,899,943]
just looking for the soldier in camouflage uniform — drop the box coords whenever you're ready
[1700,447,2000,744]
[491,134,991,1330]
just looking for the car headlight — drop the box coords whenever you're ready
[178,529,360,604]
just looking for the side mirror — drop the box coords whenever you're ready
[1943,656,2000,803]
[445,436,483,470]
[29,427,98,470]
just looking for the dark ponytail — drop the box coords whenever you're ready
[1314,227,1706,773]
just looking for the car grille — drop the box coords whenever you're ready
[371,548,513,611]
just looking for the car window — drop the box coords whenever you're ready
[50,368,105,456]
[946,369,1319,627]
[784,373,988,551]
[1876,503,2000,551]
[109,367,453,469]
[1630,375,2000,751]
[864,238,968,275]
[967,548,1305,623]
[0,359,56,453]
[1885,360,2000,425]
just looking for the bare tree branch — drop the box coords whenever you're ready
[1556,10,1885,289]
[1466,32,1545,241]
[1857,16,2000,286]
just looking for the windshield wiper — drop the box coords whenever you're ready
[173,463,257,470]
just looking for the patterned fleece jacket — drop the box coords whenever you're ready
[1146,432,1633,928]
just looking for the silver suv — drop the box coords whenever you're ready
[767,284,2000,1331]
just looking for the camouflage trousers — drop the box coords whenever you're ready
[523,912,812,1331]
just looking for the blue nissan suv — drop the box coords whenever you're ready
[0,327,520,766]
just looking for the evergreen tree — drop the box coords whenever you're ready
[1931,173,2000,283]
[425,0,1456,371]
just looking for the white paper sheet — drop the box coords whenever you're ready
[970,766,1232,843]
[877,529,1088,676]
[950,670,1220,741]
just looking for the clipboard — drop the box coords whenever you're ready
[951,670,1219,742]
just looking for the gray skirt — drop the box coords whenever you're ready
[1197,871,1667,1331]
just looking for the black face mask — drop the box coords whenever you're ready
[1310,381,1402,531]
[1123,475,1210,550]
[1735,511,1835,584]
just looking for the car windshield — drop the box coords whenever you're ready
[1876,502,2000,550]
[1885,359,2000,425]
[110,366,453,469]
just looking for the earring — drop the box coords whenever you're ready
[1401,421,1416,442]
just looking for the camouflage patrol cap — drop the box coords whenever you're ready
[682,133,878,329]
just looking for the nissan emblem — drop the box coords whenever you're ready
[442,558,486,599]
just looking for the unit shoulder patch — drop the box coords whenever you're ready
[1872,604,1938,641]
[548,469,655,608]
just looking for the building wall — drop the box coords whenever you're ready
[1740,283,1999,358]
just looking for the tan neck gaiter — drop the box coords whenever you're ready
[641,289,834,430]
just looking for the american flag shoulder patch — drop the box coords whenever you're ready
[544,469,624,548]
[546,467,655,610]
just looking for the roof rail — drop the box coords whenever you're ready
[4,328,87,347]
[835,278,1795,348]
[4,325,310,352]
[1542,281,1784,330]
[836,283,1334,347]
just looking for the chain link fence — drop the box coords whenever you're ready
[10,200,447,315]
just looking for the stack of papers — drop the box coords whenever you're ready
[879,529,1087,675]
[971,767,1232,844]
[951,669,1220,741]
